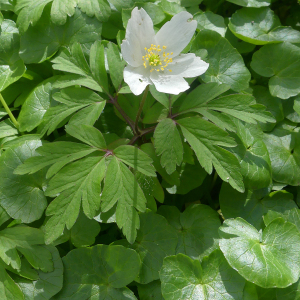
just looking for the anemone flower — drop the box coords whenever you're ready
[121,7,209,95]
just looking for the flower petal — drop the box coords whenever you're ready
[169,53,209,77]
[150,72,189,95]
[155,11,197,57]
[121,8,155,67]
[124,65,151,95]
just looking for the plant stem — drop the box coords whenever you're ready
[168,94,172,117]
[0,93,19,129]
[111,97,135,133]
[135,85,149,134]
[129,125,156,145]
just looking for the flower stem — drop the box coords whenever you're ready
[135,85,149,134]
[0,93,19,129]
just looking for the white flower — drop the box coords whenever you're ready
[121,7,209,95]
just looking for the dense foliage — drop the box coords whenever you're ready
[0,0,300,299]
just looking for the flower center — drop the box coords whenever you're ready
[142,44,173,73]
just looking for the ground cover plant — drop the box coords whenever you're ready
[0,0,300,298]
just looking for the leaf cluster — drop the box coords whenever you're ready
[0,0,300,299]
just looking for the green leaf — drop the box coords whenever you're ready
[0,20,25,92]
[175,160,207,194]
[0,119,18,139]
[194,11,226,37]
[65,124,107,149]
[0,140,47,223]
[219,217,300,288]
[115,212,177,284]
[12,245,63,300]
[177,83,275,124]
[20,7,102,64]
[101,156,147,244]
[39,86,105,135]
[276,278,300,300]
[77,0,111,23]
[154,118,183,175]
[107,42,126,90]
[70,210,100,247]
[158,204,221,259]
[0,264,23,300]
[137,280,163,300]
[18,77,59,132]
[140,143,180,186]
[264,127,300,186]
[122,3,165,27]
[52,41,110,93]
[220,184,297,229]
[252,85,284,132]
[14,141,97,177]
[55,244,140,299]
[229,7,300,45]
[160,250,245,300]
[44,156,106,243]
[191,30,251,92]
[149,85,169,109]
[283,96,300,123]
[251,42,300,99]
[226,0,271,7]
[227,121,272,190]
[0,226,52,272]
[89,41,108,93]
[114,145,156,177]
[177,116,244,192]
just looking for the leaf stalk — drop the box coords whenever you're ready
[0,93,19,129]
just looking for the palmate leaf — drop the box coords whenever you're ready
[175,82,275,126]
[177,116,245,192]
[16,124,156,244]
[154,118,184,175]
[52,42,108,93]
[16,0,111,32]
[101,156,148,244]
[38,86,105,135]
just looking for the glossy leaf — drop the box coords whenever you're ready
[0,20,25,92]
[251,42,300,99]
[20,7,102,64]
[219,217,300,288]
[191,30,251,92]
[0,140,47,223]
[158,204,221,259]
[160,250,245,300]
[55,244,140,299]
[229,8,300,45]
[220,184,297,229]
